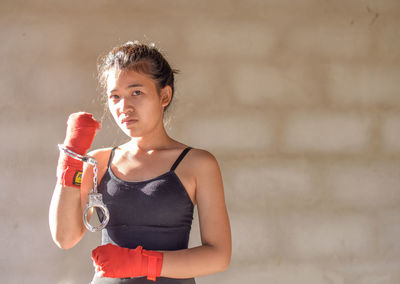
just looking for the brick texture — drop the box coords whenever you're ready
[282,112,372,153]
[1,0,400,283]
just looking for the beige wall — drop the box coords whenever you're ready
[1,0,400,283]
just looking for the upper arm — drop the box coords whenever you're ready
[194,150,232,258]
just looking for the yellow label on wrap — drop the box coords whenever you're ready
[73,171,83,186]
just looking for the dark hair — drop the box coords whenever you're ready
[97,41,178,113]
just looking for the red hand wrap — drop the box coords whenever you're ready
[57,112,100,188]
[92,243,163,281]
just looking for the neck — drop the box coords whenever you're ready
[125,128,173,154]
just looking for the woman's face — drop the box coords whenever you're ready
[106,69,170,138]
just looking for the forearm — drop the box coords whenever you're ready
[160,244,231,279]
[50,113,100,249]
[49,184,85,249]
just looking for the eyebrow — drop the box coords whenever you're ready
[110,83,144,93]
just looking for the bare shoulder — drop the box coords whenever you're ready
[88,147,114,157]
[82,147,115,187]
[87,147,115,168]
[188,148,218,163]
[187,148,221,176]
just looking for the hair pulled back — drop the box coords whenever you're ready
[97,41,178,113]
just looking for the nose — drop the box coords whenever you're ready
[119,97,134,114]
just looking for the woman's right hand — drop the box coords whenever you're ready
[56,112,100,188]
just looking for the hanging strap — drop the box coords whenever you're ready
[170,147,192,171]
[107,147,118,168]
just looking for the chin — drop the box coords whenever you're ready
[122,129,141,138]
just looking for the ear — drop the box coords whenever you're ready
[160,86,172,108]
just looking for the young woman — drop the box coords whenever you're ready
[49,41,232,284]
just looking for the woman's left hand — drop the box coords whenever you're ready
[91,243,163,281]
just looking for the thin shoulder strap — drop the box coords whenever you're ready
[107,147,118,168]
[170,147,193,171]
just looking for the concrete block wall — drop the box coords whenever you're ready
[0,0,399,283]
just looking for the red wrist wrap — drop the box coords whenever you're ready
[57,112,100,188]
[92,243,163,281]
[142,248,164,281]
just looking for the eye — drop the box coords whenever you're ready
[109,94,120,100]
[132,90,142,96]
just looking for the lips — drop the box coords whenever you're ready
[120,117,138,124]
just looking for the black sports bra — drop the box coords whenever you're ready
[97,147,194,251]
